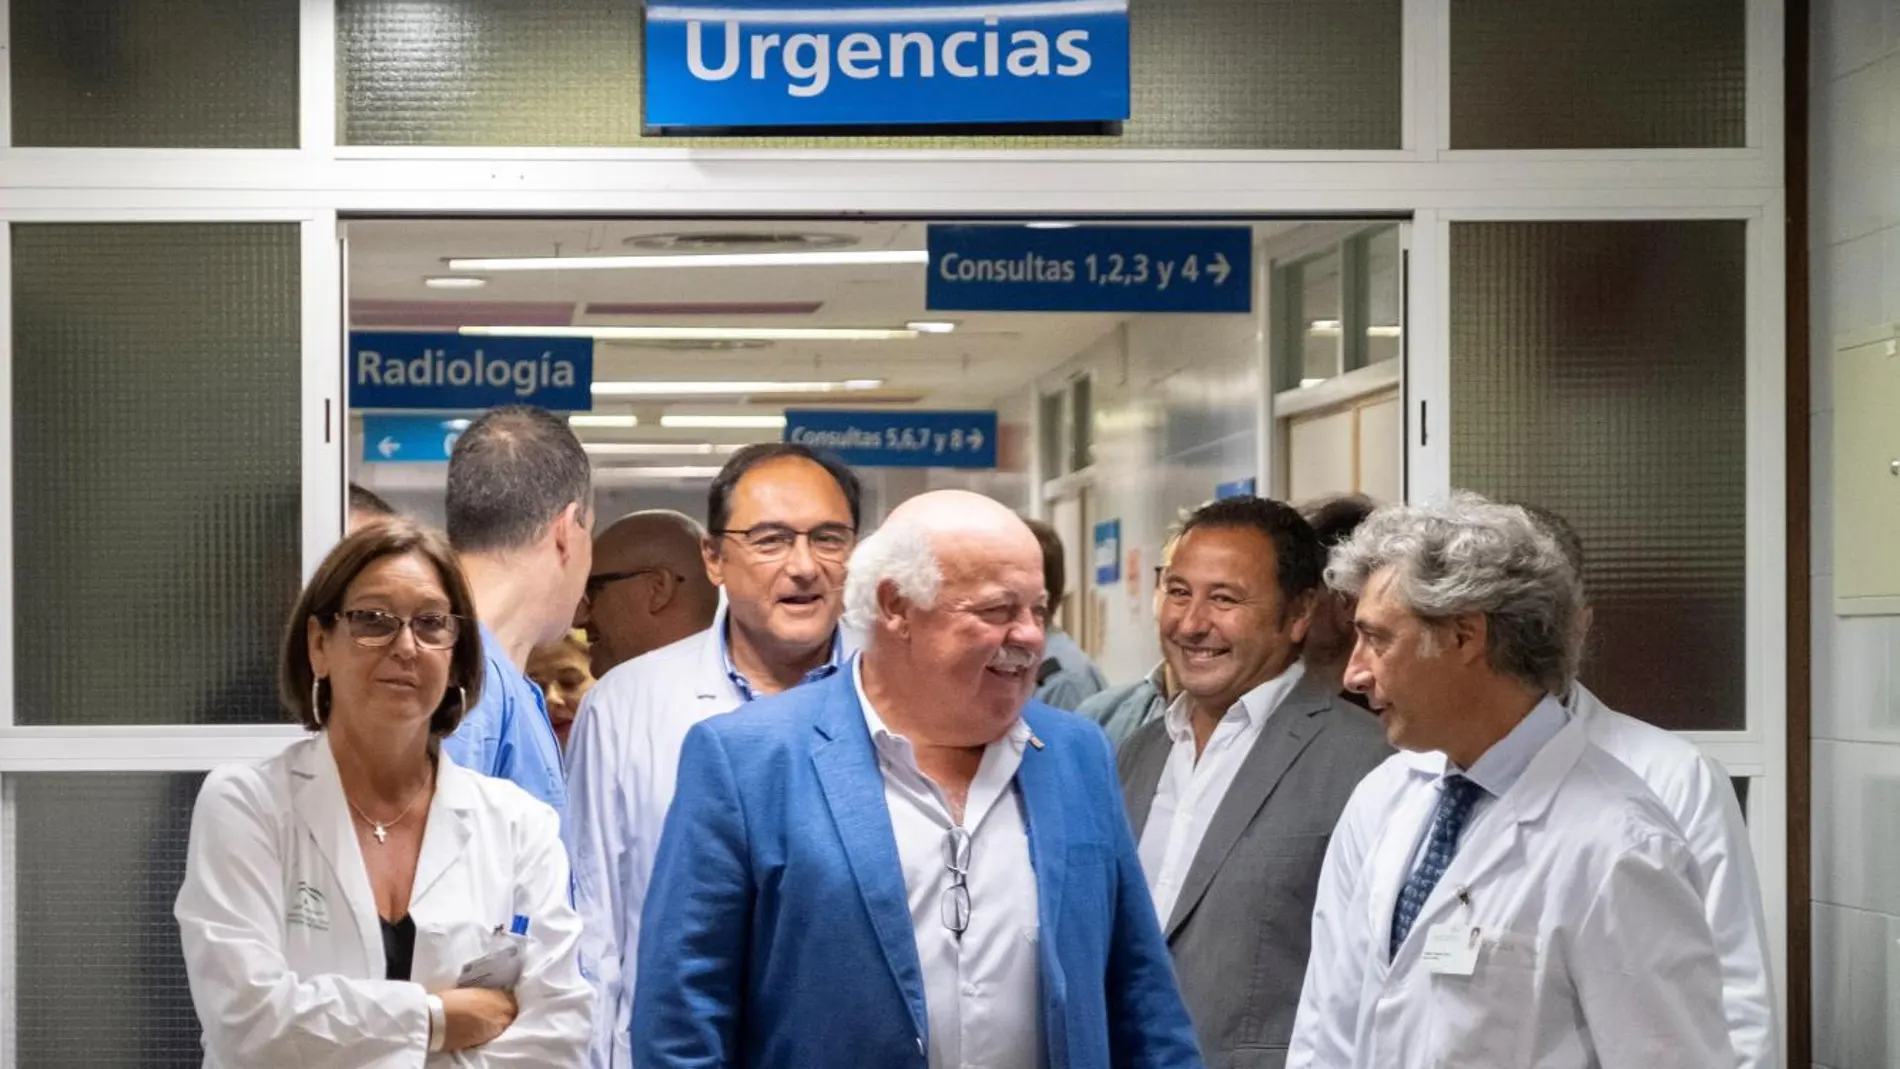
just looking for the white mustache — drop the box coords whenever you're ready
[989,646,1040,671]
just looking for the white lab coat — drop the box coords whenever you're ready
[1571,685,1780,1069]
[561,620,746,1069]
[174,734,593,1068]
[1287,714,1734,1069]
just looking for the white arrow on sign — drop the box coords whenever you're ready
[1208,252,1232,285]
[967,429,986,451]
[378,436,400,458]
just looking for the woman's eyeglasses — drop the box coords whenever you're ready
[326,608,463,651]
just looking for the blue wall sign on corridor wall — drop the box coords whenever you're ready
[644,1,1131,130]
[361,415,466,464]
[783,409,999,468]
[350,332,594,411]
[1215,477,1257,500]
[925,225,1254,313]
[1093,519,1121,585]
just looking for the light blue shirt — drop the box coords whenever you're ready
[1077,662,1169,749]
[1034,629,1108,712]
[443,623,567,824]
[718,619,845,701]
[1402,695,1569,878]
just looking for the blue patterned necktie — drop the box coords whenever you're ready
[1389,774,1485,957]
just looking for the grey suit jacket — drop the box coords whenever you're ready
[1118,670,1391,1069]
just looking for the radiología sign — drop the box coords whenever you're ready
[926,225,1254,313]
[783,409,998,468]
[350,333,594,411]
[644,1,1130,129]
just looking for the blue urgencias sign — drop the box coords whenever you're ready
[926,225,1254,313]
[361,415,465,464]
[350,333,594,411]
[784,409,998,468]
[644,1,1130,130]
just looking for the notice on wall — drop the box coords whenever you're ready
[350,332,593,411]
[1093,519,1121,585]
[926,225,1253,314]
[644,1,1131,131]
[361,415,465,464]
[1215,477,1257,500]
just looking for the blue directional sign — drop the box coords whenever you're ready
[926,225,1253,313]
[350,332,594,411]
[361,415,465,464]
[783,409,998,468]
[1215,477,1257,500]
[645,1,1130,130]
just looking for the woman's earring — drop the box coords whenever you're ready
[311,676,327,728]
[458,686,468,717]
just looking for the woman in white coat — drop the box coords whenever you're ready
[175,518,593,1066]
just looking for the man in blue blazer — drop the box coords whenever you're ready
[633,490,1203,1069]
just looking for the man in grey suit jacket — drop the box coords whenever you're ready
[1119,495,1390,1069]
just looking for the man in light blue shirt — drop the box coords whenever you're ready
[1024,518,1106,711]
[441,405,593,823]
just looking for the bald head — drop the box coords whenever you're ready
[581,509,719,675]
[846,491,1046,747]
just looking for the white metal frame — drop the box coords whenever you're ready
[0,0,1791,1063]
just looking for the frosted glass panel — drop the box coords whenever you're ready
[1449,221,1747,732]
[9,773,208,1067]
[12,225,303,725]
[11,0,298,147]
[339,0,1400,148]
[1450,0,1745,149]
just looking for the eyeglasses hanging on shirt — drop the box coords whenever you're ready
[941,825,972,940]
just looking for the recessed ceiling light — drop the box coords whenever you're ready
[447,250,927,272]
[906,320,958,334]
[568,414,640,429]
[1026,222,1080,230]
[592,380,885,397]
[462,325,918,342]
[584,442,736,457]
[1368,325,1403,337]
[661,414,789,430]
[424,276,488,289]
[1308,319,1343,334]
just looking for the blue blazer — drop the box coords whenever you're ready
[631,666,1203,1069]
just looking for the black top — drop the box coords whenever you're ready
[380,915,417,982]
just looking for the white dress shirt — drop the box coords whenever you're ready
[854,658,1042,1069]
[1137,663,1306,925]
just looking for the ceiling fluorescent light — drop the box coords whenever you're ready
[592,380,884,397]
[584,442,749,457]
[462,325,918,342]
[1308,319,1343,333]
[594,465,726,481]
[1367,325,1403,337]
[568,414,640,428]
[1026,222,1080,230]
[447,250,928,272]
[905,320,958,334]
[661,414,789,430]
[424,276,488,289]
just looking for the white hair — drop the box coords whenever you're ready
[842,517,944,633]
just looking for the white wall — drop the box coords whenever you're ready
[1024,309,1264,686]
[1809,0,1900,1065]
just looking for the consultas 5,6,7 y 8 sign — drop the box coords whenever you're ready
[644,1,1130,130]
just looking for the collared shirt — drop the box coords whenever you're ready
[1137,662,1307,926]
[1400,695,1569,879]
[1034,629,1108,711]
[719,619,844,702]
[853,656,1042,1069]
[442,623,567,823]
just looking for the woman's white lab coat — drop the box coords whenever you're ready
[1288,715,1734,1069]
[174,734,593,1068]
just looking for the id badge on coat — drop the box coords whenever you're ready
[1421,922,1482,976]
[457,916,530,989]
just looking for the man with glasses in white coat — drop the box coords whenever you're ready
[563,443,863,1069]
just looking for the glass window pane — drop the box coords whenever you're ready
[8,772,208,1067]
[339,0,1401,149]
[12,225,303,725]
[1449,220,1747,733]
[1071,376,1095,473]
[10,0,298,148]
[1294,250,1344,385]
[1358,227,1403,368]
[1450,0,1745,149]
